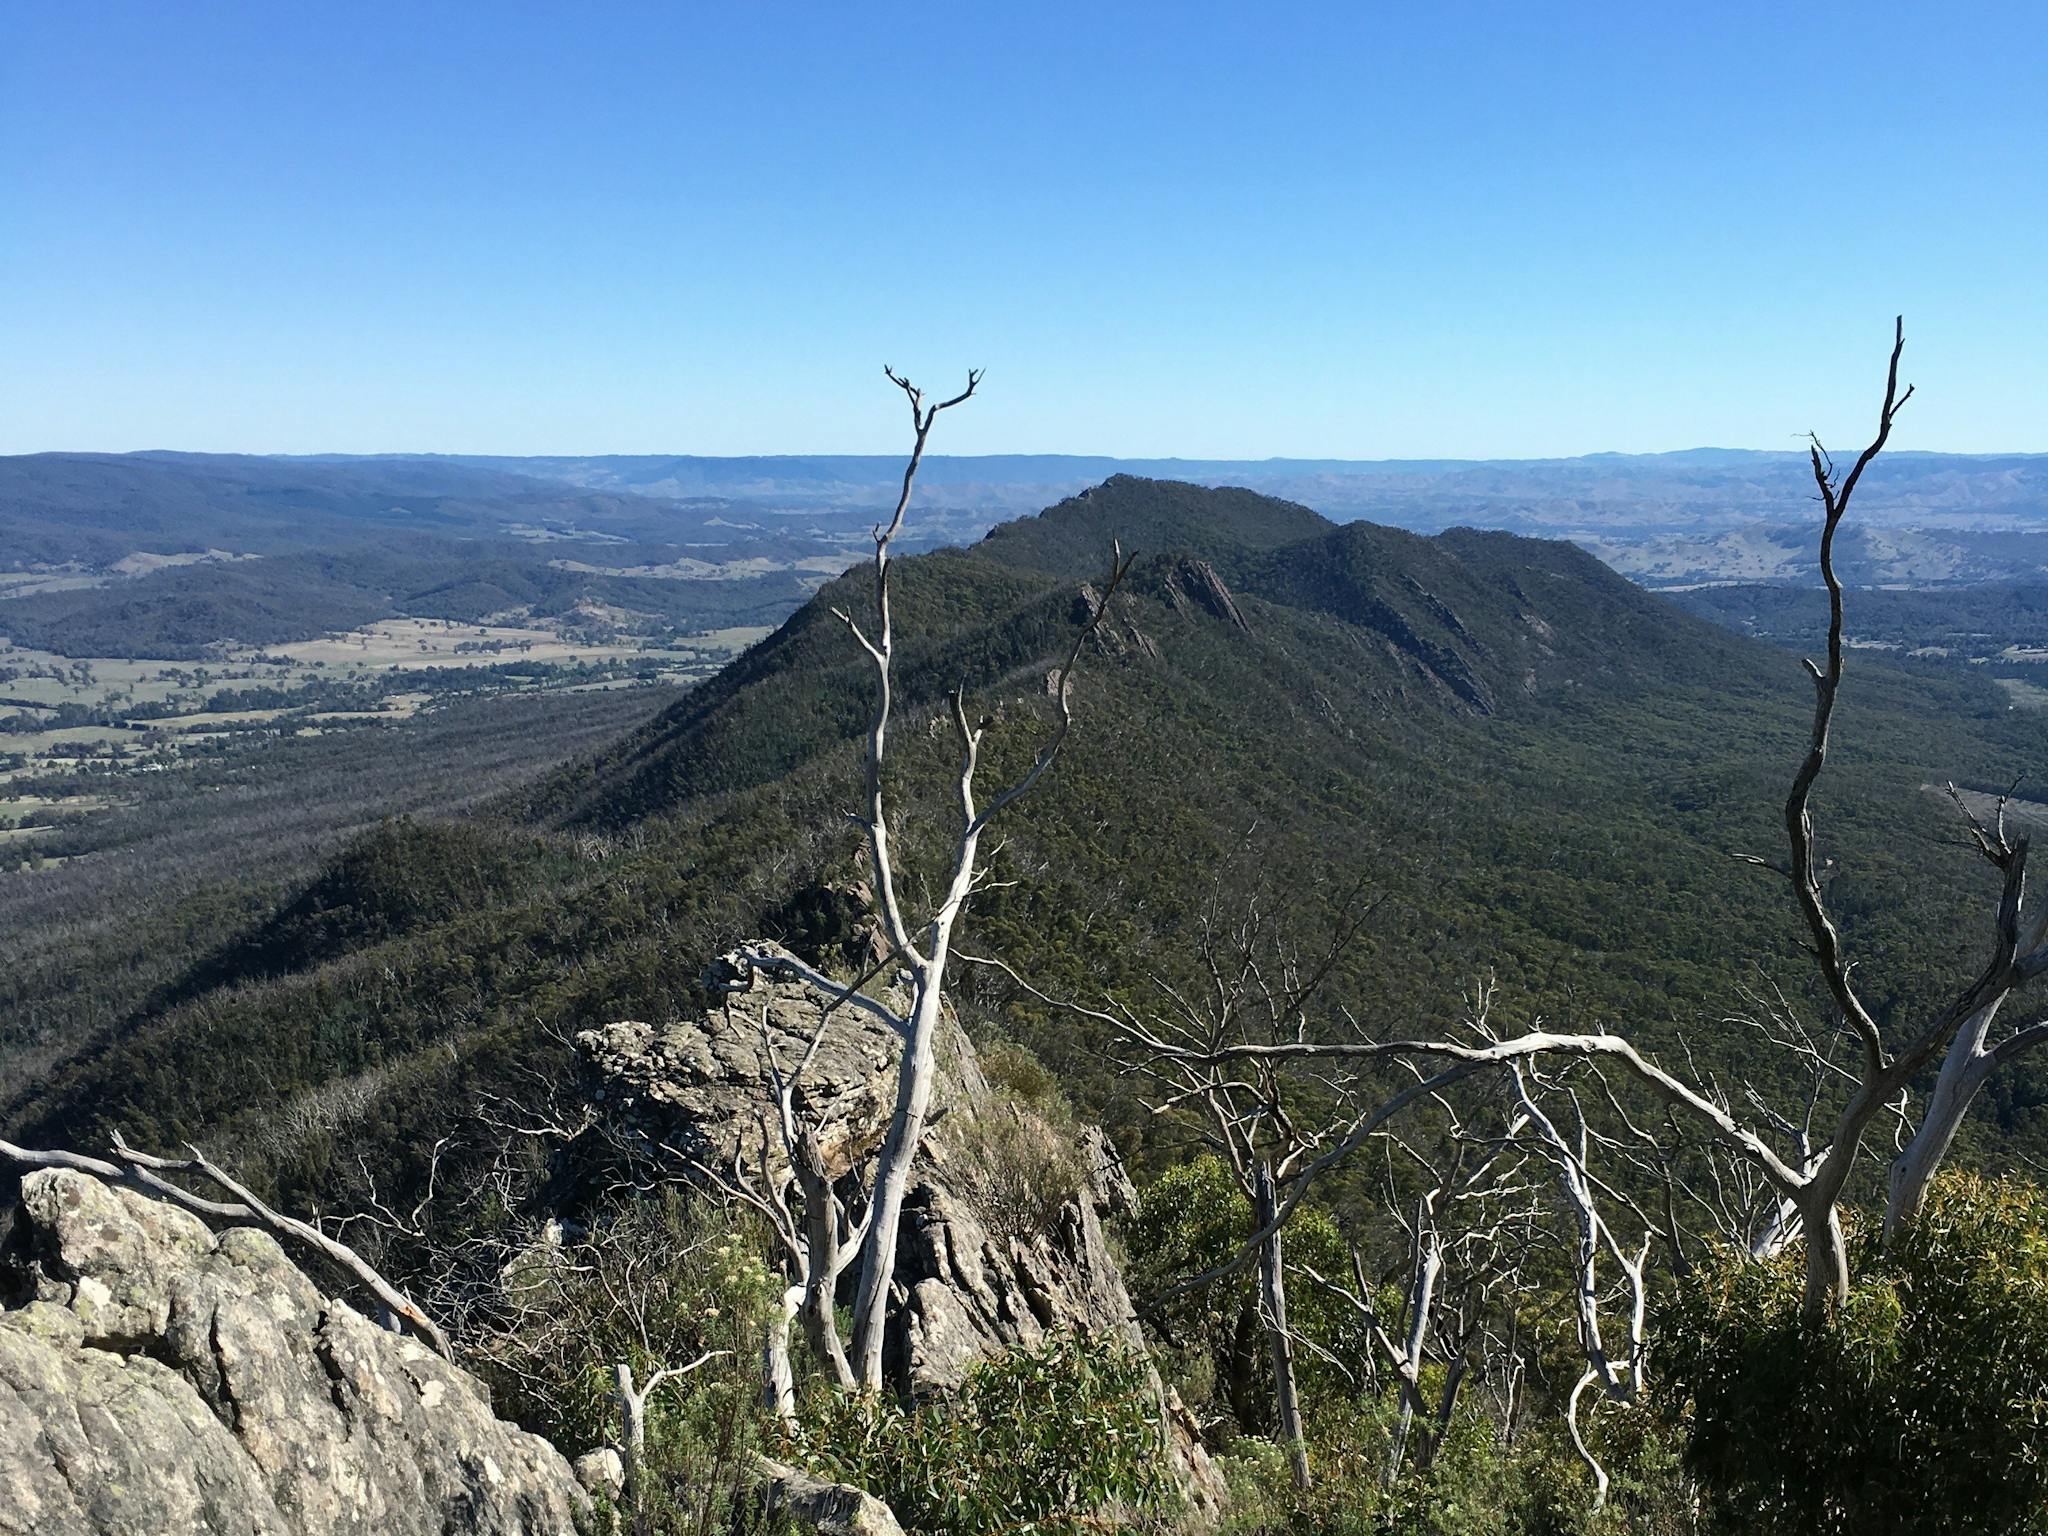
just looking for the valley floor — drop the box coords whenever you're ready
[0,617,768,857]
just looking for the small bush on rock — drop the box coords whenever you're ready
[954,1090,1087,1242]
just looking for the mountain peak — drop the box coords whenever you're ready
[974,476,1333,580]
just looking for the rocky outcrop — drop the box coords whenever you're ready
[577,941,1227,1524]
[576,943,1134,1398]
[578,946,985,1187]
[1072,582,1160,659]
[1161,556,1252,633]
[889,1121,1140,1396]
[755,1456,908,1536]
[0,1169,585,1536]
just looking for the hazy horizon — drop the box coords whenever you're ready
[14,444,2048,470]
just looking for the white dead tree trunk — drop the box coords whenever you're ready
[1506,1066,1651,1509]
[678,975,872,1420]
[1383,1212,1440,1484]
[1882,782,2048,1236]
[1,1132,453,1358]
[1253,1162,1312,1492]
[611,1353,723,1534]
[1734,323,2048,1279]
[1297,1088,1541,1488]
[728,366,1132,1396]
[1144,320,1955,1325]
[998,888,1378,1488]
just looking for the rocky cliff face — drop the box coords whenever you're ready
[577,941,1227,1522]
[0,1169,585,1536]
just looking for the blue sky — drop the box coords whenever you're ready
[2,2,2042,457]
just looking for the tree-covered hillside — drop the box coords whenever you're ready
[6,475,2043,1223]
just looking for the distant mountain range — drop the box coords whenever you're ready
[314,444,2047,523]
[320,447,2048,586]
[6,448,2048,663]
[14,474,2038,1215]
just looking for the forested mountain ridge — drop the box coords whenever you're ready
[528,477,1768,828]
[975,475,1334,576]
[8,475,2040,1226]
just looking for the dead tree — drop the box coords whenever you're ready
[988,890,1376,1490]
[475,1185,733,1533]
[611,1354,724,1534]
[727,365,1133,1394]
[1504,1065,1653,1508]
[358,1094,757,1530]
[432,1011,862,1434]
[1294,1075,1542,1487]
[1724,317,2048,1275]
[0,1131,452,1358]
[1725,319,2048,1251]
[1882,781,2048,1235]
[1139,319,1952,1325]
[679,965,876,1421]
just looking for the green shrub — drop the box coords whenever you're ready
[1126,1155,1370,1432]
[1218,1404,1693,1536]
[788,1329,1172,1533]
[953,1092,1086,1241]
[979,1037,1065,1110]
[1132,1160,1698,1535]
[475,1190,782,1535]
[1656,1170,2048,1535]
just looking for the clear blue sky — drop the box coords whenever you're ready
[3,2,2042,457]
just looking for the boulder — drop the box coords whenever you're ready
[0,1168,586,1536]
[572,1446,624,1498]
[755,1456,907,1536]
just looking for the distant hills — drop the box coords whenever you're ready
[19,448,2048,530]
[0,453,857,656]
[14,474,2041,1220]
[335,445,2048,537]
[6,445,2048,660]
[20,445,2048,591]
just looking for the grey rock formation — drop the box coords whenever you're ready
[1072,582,1161,658]
[578,944,988,1191]
[572,1446,624,1498]
[0,1169,585,1536]
[578,941,1228,1525]
[1161,555,1252,633]
[755,1456,908,1536]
